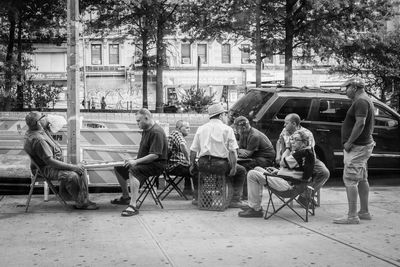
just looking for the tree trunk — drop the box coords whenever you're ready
[284,0,295,86]
[3,9,17,111]
[255,0,262,88]
[142,34,149,109]
[16,10,24,110]
[155,19,164,113]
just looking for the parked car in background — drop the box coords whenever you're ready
[229,86,400,172]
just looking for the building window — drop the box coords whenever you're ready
[279,54,285,64]
[181,44,191,64]
[241,44,250,64]
[109,44,119,65]
[197,44,207,64]
[264,54,273,64]
[221,44,231,64]
[91,44,102,65]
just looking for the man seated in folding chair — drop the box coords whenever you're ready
[159,120,193,200]
[238,129,315,218]
[24,111,98,210]
[275,113,330,208]
[111,108,168,217]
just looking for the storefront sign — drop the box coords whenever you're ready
[27,72,67,80]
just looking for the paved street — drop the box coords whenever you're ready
[1,186,399,267]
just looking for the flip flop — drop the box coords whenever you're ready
[121,205,139,217]
[110,196,131,205]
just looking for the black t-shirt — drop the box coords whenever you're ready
[138,123,168,163]
[341,95,375,145]
[239,127,275,160]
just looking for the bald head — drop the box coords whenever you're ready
[25,111,44,131]
[284,113,301,134]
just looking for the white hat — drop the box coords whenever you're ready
[208,103,227,118]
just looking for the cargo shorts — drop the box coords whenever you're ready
[343,142,375,186]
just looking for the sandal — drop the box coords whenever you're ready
[110,196,131,205]
[121,205,139,217]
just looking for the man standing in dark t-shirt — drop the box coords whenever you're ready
[334,78,375,224]
[111,108,168,216]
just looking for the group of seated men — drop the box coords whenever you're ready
[23,103,329,217]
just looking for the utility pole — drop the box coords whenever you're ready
[66,0,80,164]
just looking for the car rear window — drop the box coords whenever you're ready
[230,90,274,119]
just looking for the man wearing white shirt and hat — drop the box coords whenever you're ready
[189,103,246,208]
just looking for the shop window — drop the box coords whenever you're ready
[181,43,191,64]
[109,44,119,65]
[91,44,102,65]
[241,44,250,64]
[221,44,231,64]
[197,44,207,64]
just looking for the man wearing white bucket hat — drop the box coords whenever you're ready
[189,103,246,208]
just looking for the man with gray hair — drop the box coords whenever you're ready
[111,108,168,216]
[168,120,193,195]
[24,111,98,210]
[334,77,375,224]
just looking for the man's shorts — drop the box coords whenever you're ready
[343,142,375,186]
[114,162,165,185]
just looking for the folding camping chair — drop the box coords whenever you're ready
[25,154,69,212]
[136,174,164,209]
[264,174,315,222]
[157,170,188,200]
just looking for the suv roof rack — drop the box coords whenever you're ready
[275,86,344,94]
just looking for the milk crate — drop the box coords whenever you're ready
[198,172,230,211]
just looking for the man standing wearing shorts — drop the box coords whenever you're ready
[334,78,375,224]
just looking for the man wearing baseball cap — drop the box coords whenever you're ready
[190,103,246,208]
[334,77,375,224]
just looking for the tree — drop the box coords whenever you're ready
[330,29,400,110]
[180,86,215,113]
[84,0,180,111]
[180,0,393,86]
[0,0,66,111]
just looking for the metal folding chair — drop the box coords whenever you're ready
[25,154,69,212]
[264,174,315,222]
[136,174,164,209]
[157,170,188,200]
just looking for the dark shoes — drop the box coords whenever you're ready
[238,208,263,218]
[110,196,131,205]
[297,195,313,208]
[121,205,139,217]
[229,201,247,209]
[183,189,193,196]
[73,202,99,210]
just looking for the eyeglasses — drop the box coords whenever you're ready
[36,114,46,124]
[290,137,303,142]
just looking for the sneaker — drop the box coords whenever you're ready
[333,216,360,224]
[358,212,372,220]
[191,199,198,206]
[238,208,263,218]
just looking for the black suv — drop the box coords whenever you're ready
[229,87,400,172]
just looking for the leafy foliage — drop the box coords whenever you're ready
[180,86,215,113]
[23,81,63,110]
[330,28,400,109]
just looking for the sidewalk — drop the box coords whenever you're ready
[1,186,399,267]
